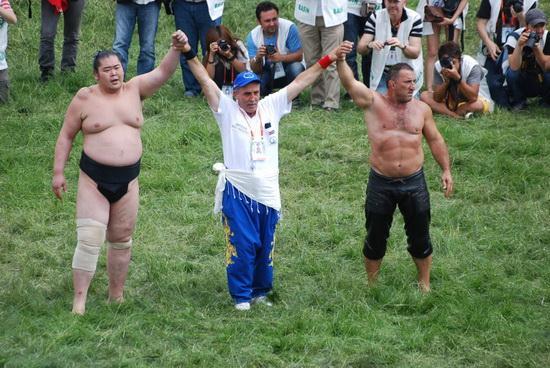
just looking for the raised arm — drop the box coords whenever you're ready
[336,41,374,110]
[0,3,17,24]
[52,91,86,199]
[175,31,222,111]
[132,31,187,99]
[422,104,453,198]
[285,51,337,102]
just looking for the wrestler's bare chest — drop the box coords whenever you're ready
[373,102,423,136]
[81,88,144,134]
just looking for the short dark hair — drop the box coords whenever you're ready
[438,41,462,60]
[256,1,279,20]
[93,50,122,73]
[387,63,414,84]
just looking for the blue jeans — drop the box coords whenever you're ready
[173,0,221,95]
[484,55,510,108]
[113,1,160,76]
[39,0,86,71]
[344,13,370,85]
[505,68,550,106]
[260,61,305,96]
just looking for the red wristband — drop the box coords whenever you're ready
[318,55,332,69]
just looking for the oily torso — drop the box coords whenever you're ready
[80,83,144,166]
[366,94,425,178]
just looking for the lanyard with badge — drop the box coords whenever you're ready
[240,109,267,167]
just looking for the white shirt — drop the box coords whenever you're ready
[213,88,291,173]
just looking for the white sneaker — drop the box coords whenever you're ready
[251,296,273,307]
[464,112,474,120]
[235,302,250,311]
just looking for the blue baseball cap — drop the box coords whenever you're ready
[233,71,261,90]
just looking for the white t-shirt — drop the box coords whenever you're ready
[213,87,291,173]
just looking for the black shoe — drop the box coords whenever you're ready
[40,69,53,82]
[510,101,527,111]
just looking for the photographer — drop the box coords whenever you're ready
[203,25,249,95]
[247,2,304,97]
[475,0,538,108]
[421,42,494,118]
[504,8,550,110]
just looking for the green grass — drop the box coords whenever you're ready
[1,0,549,367]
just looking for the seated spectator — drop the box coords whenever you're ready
[475,0,538,108]
[421,42,494,118]
[0,0,16,103]
[357,0,424,96]
[504,8,550,110]
[247,1,304,97]
[203,25,249,95]
[416,0,469,92]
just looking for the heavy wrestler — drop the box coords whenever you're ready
[336,41,454,292]
[52,31,188,315]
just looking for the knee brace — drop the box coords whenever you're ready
[107,239,133,250]
[72,218,107,272]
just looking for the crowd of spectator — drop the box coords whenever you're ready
[1,0,550,115]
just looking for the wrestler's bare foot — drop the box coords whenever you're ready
[108,294,124,304]
[72,294,86,315]
[418,281,431,294]
[364,257,382,286]
[72,269,94,315]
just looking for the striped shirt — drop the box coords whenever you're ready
[364,10,423,38]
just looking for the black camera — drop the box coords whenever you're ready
[524,32,541,49]
[265,44,276,55]
[440,56,454,69]
[217,39,230,52]
[505,0,523,14]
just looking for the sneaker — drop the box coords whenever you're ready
[251,296,273,307]
[235,302,250,311]
[183,90,198,97]
[510,101,527,111]
[464,112,474,120]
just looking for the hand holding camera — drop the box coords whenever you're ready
[210,39,234,60]
[440,56,461,82]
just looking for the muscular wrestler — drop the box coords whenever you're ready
[52,31,188,315]
[336,41,453,292]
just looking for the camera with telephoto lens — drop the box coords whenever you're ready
[504,0,523,13]
[217,39,230,52]
[440,56,454,69]
[524,32,541,50]
[265,44,276,55]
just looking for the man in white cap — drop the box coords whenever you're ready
[174,31,339,310]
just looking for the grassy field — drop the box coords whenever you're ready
[1,0,549,367]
